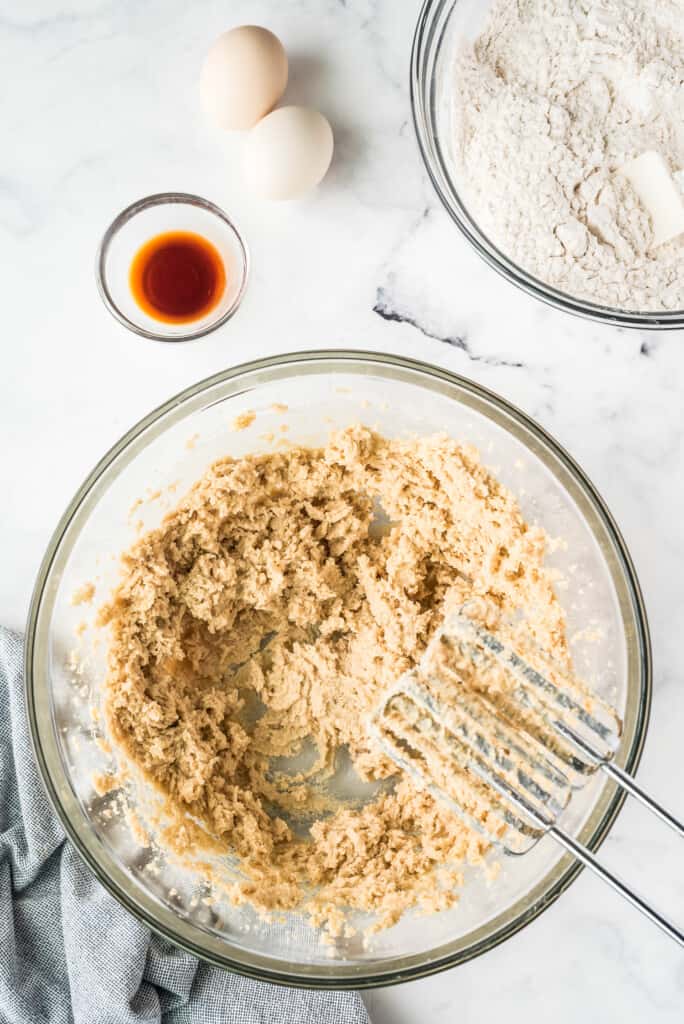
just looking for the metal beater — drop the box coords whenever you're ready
[371,607,684,946]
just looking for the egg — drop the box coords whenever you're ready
[200,26,288,131]
[243,106,334,200]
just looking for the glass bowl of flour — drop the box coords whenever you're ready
[26,352,651,986]
[412,0,684,328]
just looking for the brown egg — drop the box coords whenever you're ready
[243,106,334,200]
[200,26,288,131]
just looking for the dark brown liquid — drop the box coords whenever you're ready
[129,230,226,324]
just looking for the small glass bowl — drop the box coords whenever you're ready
[96,193,249,342]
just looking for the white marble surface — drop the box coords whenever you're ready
[1,0,683,1019]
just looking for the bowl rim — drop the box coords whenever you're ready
[25,349,652,988]
[410,0,684,330]
[95,191,250,343]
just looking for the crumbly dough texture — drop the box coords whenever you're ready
[99,426,568,932]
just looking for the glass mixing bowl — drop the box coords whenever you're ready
[411,0,684,330]
[25,351,651,988]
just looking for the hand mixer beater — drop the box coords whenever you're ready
[371,606,684,946]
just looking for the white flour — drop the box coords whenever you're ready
[448,0,684,311]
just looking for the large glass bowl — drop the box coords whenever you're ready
[25,351,651,988]
[411,0,684,330]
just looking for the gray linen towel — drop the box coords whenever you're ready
[0,627,371,1024]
